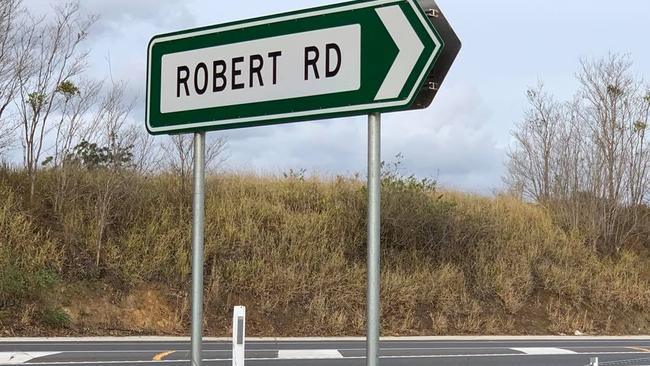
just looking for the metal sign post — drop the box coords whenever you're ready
[366,113,381,366]
[191,132,206,366]
[146,3,460,366]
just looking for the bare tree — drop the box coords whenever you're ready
[42,79,103,212]
[574,55,649,250]
[161,133,227,194]
[163,134,191,180]
[0,0,26,155]
[48,78,103,168]
[506,83,563,202]
[0,0,21,116]
[91,81,136,268]
[131,128,161,174]
[628,89,650,206]
[15,1,96,200]
[549,99,591,228]
[506,54,650,252]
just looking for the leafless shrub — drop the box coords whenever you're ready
[506,54,650,251]
[161,133,228,194]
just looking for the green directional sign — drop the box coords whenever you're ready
[146,0,446,135]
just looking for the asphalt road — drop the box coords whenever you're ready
[1,338,650,366]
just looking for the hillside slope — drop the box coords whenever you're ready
[1,170,648,336]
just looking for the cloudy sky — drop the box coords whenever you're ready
[24,0,650,193]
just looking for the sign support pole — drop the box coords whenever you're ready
[191,132,206,366]
[366,113,381,366]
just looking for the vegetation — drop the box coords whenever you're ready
[0,167,648,336]
[507,54,650,253]
[0,1,647,336]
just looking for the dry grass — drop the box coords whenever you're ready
[0,183,62,307]
[0,168,648,335]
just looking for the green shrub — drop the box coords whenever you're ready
[40,307,71,329]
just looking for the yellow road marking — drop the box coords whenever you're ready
[627,346,650,353]
[153,351,175,361]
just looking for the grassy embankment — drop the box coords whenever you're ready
[0,167,649,336]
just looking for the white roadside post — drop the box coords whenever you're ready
[232,306,246,366]
[590,357,599,366]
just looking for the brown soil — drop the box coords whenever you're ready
[2,283,648,337]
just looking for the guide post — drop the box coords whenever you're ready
[233,306,246,366]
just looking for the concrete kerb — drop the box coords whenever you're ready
[1,336,649,342]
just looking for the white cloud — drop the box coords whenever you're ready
[81,1,194,33]
[220,83,505,193]
[16,0,649,193]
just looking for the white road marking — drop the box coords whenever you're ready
[512,347,577,355]
[277,349,343,359]
[0,352,60,364]
[14,351,650,365]
[3,337,650,346]
[0,347,521,353]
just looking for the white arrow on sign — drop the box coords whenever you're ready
[374,5,425,101]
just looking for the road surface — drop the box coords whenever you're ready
[1,337,650,366]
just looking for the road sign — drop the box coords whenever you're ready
[146,0,457,135]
